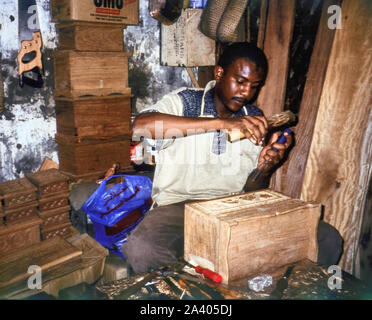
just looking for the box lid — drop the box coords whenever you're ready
[185,190,320,224]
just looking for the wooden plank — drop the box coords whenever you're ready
[270,0,341,197]
[301,0,372,273]
[256,0,296,116]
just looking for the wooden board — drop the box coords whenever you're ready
[184,189,321,284]
[56,21,125,52]
[53,51,131,98]
[38,191,70,212]
[256,0,296,116]
[26,168,69,198]
[3,201,39,225]
[270,0,341,197]
[56,133,131,176]
[51,0,139,25]
[161,9,216,67]
[0,236,82,295]
[0,178,37,209]
[0,216,42,256]
[55,95,131,138]
[301,0,372,273]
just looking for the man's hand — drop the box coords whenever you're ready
[225,115,268,146]
[257,130,293,175]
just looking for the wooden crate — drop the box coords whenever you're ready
[0,236,82,298]
[26,168,69,198]
[39,205,71,229]
[51,0,139,25]
[184,189,321,284]
[56,21,125,51]
[0,178,37,210]
[56,133,131,176]
[41,221,75,241]
[55,95,131,138]
[0,216,42,256]
[38,191,70,213]
[3,201,39,225]
[54,51,131,98]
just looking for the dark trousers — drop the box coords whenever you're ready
[122,202,344,274]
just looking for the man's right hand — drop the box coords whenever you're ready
[224,115,268,146]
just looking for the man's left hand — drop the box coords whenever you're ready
[257,130,293,175]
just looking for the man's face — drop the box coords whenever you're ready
[214,58,265,117]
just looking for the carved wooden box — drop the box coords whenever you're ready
[56,133,131,176]
[54,51,131,98]
[0,216,42,255]
[39,205,71,229]
[184,189,321,284]
[38,192,70,213]
[3,201,39,225]
[0,178,37,210]
[41,221,75,241]
[26,169,69,198]
[55,95,131,138]
[56,21,125,52]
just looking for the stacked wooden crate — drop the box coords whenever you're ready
[0,178,42,255]
[26,169,75,240]
[52,20,133,181]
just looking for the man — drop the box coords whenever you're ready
[122,42,341,273]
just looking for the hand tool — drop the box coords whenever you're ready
[269,265,295,299]
[195,266,223,283]
[227,110,296,143]
[250,128,293,182]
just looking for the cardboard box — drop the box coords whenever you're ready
[161,9,216,67]
[55,95,131,138]
[51,0,139,25]
[54,50,131,98]
[184,189,321,284]
[56,21,126,52]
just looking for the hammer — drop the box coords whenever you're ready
[227,110,296,143]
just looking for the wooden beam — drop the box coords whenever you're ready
[256,0,296,116]
[301,0,372,273]
[257,0,268,49]
[270,0,341,197]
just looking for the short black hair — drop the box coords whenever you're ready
[217,42,268,80]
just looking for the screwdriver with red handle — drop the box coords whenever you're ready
[195,266,222,283]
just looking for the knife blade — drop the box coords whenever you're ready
[269,265,295,299]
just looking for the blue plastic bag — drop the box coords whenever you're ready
[82,174,153,258]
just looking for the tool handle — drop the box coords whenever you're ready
[195,266,222,283]
[272,128,292,152]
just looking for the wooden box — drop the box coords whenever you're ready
[39,205,71,229]
[56,21,125,51]
[41,221,75,241]
[38,191,70,213]
[161,9,216,67]
[55,95,131,138]
[56,133,131,176]
[0,236,82,298]
[0,216,42,256]
[26,169,69,198]
[54,51,131,98]
[3,201,39,225]
[0,178,37,210]
[184,189,321,284]
[51,0,139,25]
